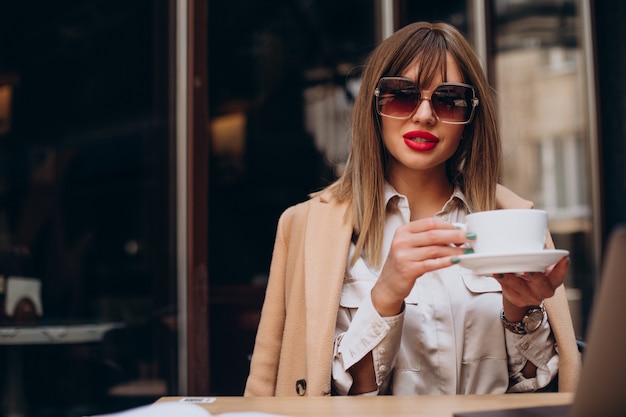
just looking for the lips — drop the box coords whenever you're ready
[403,130,439,151]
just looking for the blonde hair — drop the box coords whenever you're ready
[322,21,501,268]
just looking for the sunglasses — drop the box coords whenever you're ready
[374,77,479,124]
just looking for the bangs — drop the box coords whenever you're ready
[384,27,451,88]
[413,42,449,88]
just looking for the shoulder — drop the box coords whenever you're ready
[495,184,534,209]
[282,188,349,217]
[278,188,350,228]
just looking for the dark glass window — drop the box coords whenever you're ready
[0,1,176,415]
[207,0,376,394]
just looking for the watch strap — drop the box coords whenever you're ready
[500,304,545,334]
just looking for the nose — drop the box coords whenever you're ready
[411,94,437,124]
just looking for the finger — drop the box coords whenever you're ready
[424,255,466,271]
[401,219,475,248]
[401,245,468,266]
[545,256,570,289]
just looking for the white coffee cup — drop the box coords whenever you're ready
[457,209,548,255]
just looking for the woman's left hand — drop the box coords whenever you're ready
[495,255,570,320]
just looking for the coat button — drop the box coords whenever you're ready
[296,379,307,396]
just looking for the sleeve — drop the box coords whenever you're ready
[244,210,291,396]
[331,292,403,395]
[505,312,560,392]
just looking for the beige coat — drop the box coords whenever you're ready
[244,185,581,396]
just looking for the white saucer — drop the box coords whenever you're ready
[457,249,569,275]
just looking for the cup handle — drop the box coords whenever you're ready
[451,222,472,249]
[452,222,467,231]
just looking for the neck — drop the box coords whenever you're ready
[387,167,453,221]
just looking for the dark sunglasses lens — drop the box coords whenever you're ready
[431,85,474,122]
[377,79,420,117]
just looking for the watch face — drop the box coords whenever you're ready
[524,309,544,332]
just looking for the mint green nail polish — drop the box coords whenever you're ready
[466,232,476,240]
[451,257,460,264]
[464,248,474,254]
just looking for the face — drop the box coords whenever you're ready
[379,52,467,183]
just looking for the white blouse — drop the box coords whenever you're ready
[331,184,559,395]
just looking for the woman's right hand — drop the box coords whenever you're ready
[371,217,474,316]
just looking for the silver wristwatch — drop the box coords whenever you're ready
[500,304,545,334]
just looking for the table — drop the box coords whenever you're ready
[156,393,574,417]
[0,321,123,344]
[0,322,123,417]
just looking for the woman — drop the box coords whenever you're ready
[245,21,580,396]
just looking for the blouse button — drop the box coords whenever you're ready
[379,365,387,372]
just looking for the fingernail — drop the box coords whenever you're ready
[466,233,476,240]
[494,274,504,279]
[464,248,474,254]
[451,257,460,264]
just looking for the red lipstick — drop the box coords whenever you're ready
[403,130,439,152]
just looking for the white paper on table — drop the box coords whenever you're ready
[85,400,291,417]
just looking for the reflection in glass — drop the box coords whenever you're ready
[492,0,594,337]
[0,0,176,414]
[208,0,376,394]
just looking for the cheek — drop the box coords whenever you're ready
[445,126,465,148]
[448,125,465,140]
[380,119,403,148]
